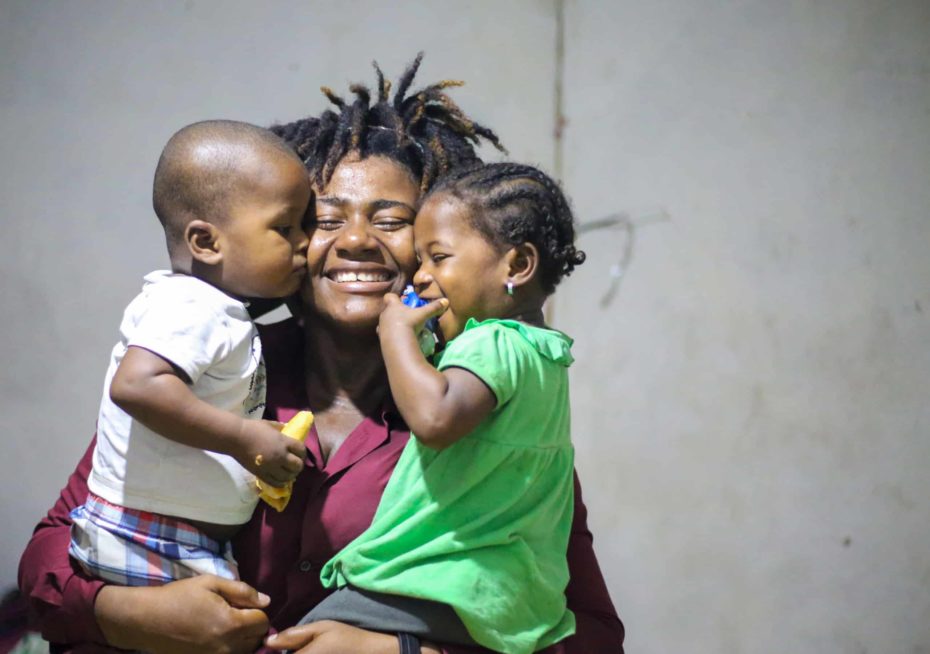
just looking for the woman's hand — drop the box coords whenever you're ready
[95,574,271,654]
[265,620,427,654]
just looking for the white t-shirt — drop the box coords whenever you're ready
[88,271,265,525]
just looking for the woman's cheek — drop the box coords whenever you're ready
[388,230,418,278]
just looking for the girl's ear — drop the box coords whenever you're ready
[185,220,223,265]
[505,243,539,290]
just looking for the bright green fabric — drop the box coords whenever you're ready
[320,318,577,654]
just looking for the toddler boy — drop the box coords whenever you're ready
[69,120,311,585]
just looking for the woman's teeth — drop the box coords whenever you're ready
[331,271,391,283]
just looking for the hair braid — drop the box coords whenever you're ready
[427,162,585,294]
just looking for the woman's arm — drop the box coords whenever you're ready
[548,470,625,652]
[17,437,272,653]
[17,438,108,645]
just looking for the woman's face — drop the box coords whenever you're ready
[301,155,420,333]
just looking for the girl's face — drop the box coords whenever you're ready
[412,194,512,342]
[302,155,420,334]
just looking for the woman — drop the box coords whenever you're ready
[18,55,624,654]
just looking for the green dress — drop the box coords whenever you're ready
[320,318,577,654]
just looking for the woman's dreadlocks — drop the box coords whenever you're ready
[270,53,506,192]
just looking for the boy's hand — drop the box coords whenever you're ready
[235,419,306,487]
[378,293,448,337]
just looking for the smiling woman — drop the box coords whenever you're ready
[303,156,420,334]
[18,55,624,654]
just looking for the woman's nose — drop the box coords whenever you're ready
[336,216,377,253]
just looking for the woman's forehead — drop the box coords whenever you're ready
[318,156,419,204]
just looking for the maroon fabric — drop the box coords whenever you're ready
[18,319,624,653]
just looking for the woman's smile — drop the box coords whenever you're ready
[323,265,398,293]
[300,156,420,328]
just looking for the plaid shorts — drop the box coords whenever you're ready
[69,493,239,586]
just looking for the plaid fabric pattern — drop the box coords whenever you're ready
[69,493,239,586]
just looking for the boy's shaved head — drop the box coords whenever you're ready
[153,120,303,249]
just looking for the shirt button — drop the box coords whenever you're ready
[298,560,314,572]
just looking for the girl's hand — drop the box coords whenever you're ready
[265,620,400,654]
[378,293,448,337]
[95,575,271,654]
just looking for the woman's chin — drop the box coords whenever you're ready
[310,294,384,330]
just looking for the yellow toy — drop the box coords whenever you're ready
[256,411,313,512]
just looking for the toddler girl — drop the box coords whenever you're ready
[299,162,586,654]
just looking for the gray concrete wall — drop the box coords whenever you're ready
[553,1,930,652]
[2,1,929,653]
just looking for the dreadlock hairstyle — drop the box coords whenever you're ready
[426,162,587,295]
[269,53,506,193]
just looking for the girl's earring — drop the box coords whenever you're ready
[506,280,514,296]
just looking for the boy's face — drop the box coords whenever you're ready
[217,154,311,299]
[412,194,511,342]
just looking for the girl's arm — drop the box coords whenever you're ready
[111,346,305,486]
[378,295,495,450]
[17,437,271,653]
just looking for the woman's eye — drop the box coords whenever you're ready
[274,226,292,237]
[311,217,343,231]
[374,217,410,231]
[431,253,448,264]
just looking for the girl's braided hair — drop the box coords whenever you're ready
[427,162,586,294]
[269,53,505,192]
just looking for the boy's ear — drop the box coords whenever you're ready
[185,220,223,265]
[505,243,539,289]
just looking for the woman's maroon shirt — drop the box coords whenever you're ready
[18,319,624,653]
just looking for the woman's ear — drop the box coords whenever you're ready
[185,220,223,265]
[505,243,539,290]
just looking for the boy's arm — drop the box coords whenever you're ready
[111,345,304,486]
[378,295,495,450]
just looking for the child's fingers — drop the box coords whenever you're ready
[284,452,304,473]
[380,293,446,330]
[415,297,449,321]
[285,437,307,457]
[258,471,289,487]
